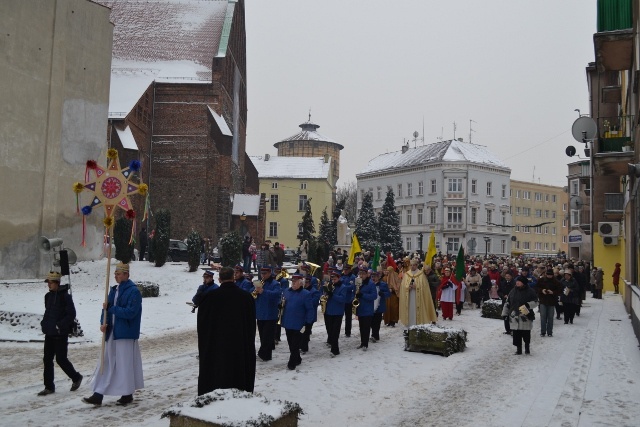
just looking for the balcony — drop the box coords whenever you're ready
[595,116,634,175]
[604,192,624,219]
[594,0,633,72]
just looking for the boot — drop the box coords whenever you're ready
[525,344,530,355]
[514,345,522,355]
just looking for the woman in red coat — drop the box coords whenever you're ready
[612,262,621,294]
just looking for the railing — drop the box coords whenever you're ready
[597,115,635,153]
[604,192,624,212]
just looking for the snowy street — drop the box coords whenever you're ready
[1,260,639,426]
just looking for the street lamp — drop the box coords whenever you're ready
[418,232,423,255]
[483,236,491,258]
[239,211,247,236]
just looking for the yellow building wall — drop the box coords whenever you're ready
[593,234,625,295]
[259,178,334,249]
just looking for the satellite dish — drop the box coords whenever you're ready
[571,116,597,142]
[570,196,583,210]
[413,131,419,138]
[565,146,577,157]
[510,236,517,242]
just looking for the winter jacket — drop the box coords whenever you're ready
[303,282,321,322]
[612,264,621,285]
[341,273,356,303]
[355,278,378,317]
[502,285,538,331]
[273,246,285,266]
[255,276,281,320]
[560,277,581,305]
[281,287,314,330]
[236,277,254,293]
[534,276,562,306]
[324,281,349,315]
[192,282,220,306]
[373,280,391,314]
[101,279,142,340]
[498,278,515,300]
[41,284,76,337]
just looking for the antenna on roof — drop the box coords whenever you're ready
[437,127,443,141]
[308,108,311,122]
[453,122,457,140]
[412,131,420,148]
[469,119,477,143]
[422,115,425,146]
[532,165,535,182]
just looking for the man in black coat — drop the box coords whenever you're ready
[197,267,256,395]
[38,272,83,396]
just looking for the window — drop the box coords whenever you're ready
[562,203,567,211]
[446,237,460,252]
[501,240,506,253]
[417,208,423,225]
[545,210,549,218]
[510,189,513,197]
[397,184,403,198]
[535,209,542,218]
[535,192,542,201]
[535,226,542,234]
[552,227,557,235]
[523,226,530,233]
[486,182,492,196]
[418,181,424,195]
[570,210,580,226]
[570,179,579,196]
[271,182,278,189]
[431,180,437,194]
[523,191,530,200]
[407,182,413,197]
[448,206,463,223]
[545,194,549,202]
[562,219,567,228]
[515,225,520,232]
[298,195,308,211]
[522,207,530,216]
[502,184,507,198]
[523,241,530,250]
[515,241,520,249]
[430,207,437,224]
[397,209,402,225]
[270,194,279,211]
[486,209,492,224]
[471,207,477,224]
[516,207,521,216]
[269,222,278,237]
[516,190,520,199]
[552,211,556,219]
[471,179,477,194]
[406,237,412,251]
[562,236,567,244]
[544,242,549,250]
[501,211,506,225]
[552,243,557,251]
[300,182,307,190]
[377,187,382,200]
[535,242,542,250]
[448,178,463,192]
[544,226,549,234]
[552,195,557,203]
[406,209,412,225]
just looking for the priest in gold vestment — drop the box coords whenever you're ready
[399,259,438,326]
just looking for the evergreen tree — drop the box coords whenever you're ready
[220,231,242,267]
[318,207,334,261]
[355,192,379,252]
[186,230,202,272]
[114,217,134,264]
[378,188,403,256]
[299,198,315,246]
[153,209,171,267]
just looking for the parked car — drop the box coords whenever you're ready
[283,249,298,263]
[167,239,189,262]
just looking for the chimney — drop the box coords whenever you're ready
[457,138,463,142]
[264,154,270,161]
[401,144,409,154]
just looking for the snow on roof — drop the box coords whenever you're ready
[208,106,232,136]
[96,0,232,117]
[231,194,260,216]
[249,155,331,179]
[357,140,510,176]
[275,121,344,149]
[115,125,138,150]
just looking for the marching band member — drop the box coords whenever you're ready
[300,268,320,353]
[354,269,378,351]
[341,264,356,337]
[324,270,349,357]
[370,270,391,343]
[255,267,281,361]
[281,274,314,370]
[234,266,253,293]
[437,267,459,320]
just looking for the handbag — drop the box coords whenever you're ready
[69,318,84,338]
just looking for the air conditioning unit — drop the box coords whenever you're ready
[598,222,620,237]
[602,236,619,246]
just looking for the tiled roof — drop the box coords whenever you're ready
[357,140,510,177]
[249,156,331,179]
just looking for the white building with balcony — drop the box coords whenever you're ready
[356,139,512,257]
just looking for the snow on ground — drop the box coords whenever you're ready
[1,259,640,426]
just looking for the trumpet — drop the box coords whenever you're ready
[352,277,362,315]
[277,295,286,325]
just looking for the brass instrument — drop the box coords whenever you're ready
[352,277,362,315]
[275,269,290,281]
[320,281,334,314]
[251,279,264,299]
[277,295,286,325]
[305,262,321,276]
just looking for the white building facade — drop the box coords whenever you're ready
[356,139,512,257]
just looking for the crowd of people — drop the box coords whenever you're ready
[36,238,618,404]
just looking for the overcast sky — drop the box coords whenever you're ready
[244,0,596,189]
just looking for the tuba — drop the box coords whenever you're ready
[276,269,290,281]
[305,262,321,276]
[352,277,362,315]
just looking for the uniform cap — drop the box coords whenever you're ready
[45,271,62,282]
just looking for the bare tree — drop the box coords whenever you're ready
[336,180,357,223]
